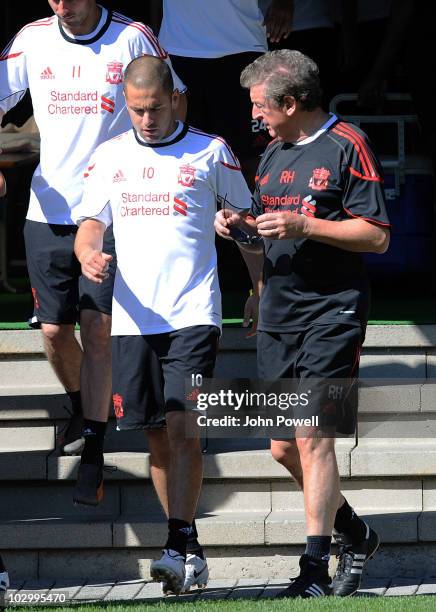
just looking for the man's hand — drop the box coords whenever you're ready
[214,209,244,240]
[79,249,112,283]
[242,291,259,337]
[0,171,6,198]
[256,211,308,239]
[264,0,294,43]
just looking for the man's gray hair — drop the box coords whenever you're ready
[240,50,322,111]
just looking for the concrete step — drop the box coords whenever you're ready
[3,543,436,583]
[4,326,436,355]
[0,383,432,422]
[0,477,429,545]
[0,353,430,387]
[0,439,353,481]
[0,508,427,551]
[2,430,436,480]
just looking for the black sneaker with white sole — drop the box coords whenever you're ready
[277,555,332,598]
[332,524,380,596]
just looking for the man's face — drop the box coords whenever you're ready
[47,0,97,33]
[125,83,179,143]
[250,82,290,140]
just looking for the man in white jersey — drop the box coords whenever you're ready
[0,1,186,470]
[73,55,253,594]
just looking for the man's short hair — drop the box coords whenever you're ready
[240,50,322,111]
[123,55,174,94]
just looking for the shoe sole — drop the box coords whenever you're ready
[62,437,85,456]
[73,480,104,507]
[334,536,380,597]
[180,583,208,594]
[151,566,183,595]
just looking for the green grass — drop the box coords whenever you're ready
[8,597,436,612]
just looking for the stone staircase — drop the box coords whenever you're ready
[1,325,436,581]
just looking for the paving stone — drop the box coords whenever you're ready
[261,580,291,598]
[229,579,266,599]
[73,583,114,600]
[198,587,234,600]
[356,578,390,597]
[416,581,436,595]
[135,581,163,601]
[52,580,85,600]
[384,578,421,596]
[103,580,146,601]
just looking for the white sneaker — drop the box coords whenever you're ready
[151,549,185,595]
[182,554,209,592]
[0,572,9,608]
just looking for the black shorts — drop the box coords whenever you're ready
[112,325,220,430]
[170,52,270,158]
[257,324,364,435]
[24,220,116,324]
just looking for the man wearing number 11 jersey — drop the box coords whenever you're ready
[0,0,186,458]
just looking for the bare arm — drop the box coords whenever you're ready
[256,213,390,253]
[74,219,111,283]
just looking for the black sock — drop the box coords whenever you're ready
[334,499,367,544]
[0,554,5,572]
[81,419,107,464]
[66,390,82,415]
[305,536,331,567]
[165,518,192,558]
[186,518,204,558]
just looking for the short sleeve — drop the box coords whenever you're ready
[342,129,390,227]
[73,150,113,228]
[133,24,187,93]
[0,30,29,115]
[214,140,253,213]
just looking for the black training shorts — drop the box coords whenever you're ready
[24,220,116,324]
[112,325,220,431]
[257,323,364,435]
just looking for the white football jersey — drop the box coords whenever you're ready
[74,122,253,335]
[0,7,186,225]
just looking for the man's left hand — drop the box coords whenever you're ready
[264,0,294,43]
[256,211,308,239]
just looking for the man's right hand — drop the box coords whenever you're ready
[214,209,244,240]
[79,249,112,283]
